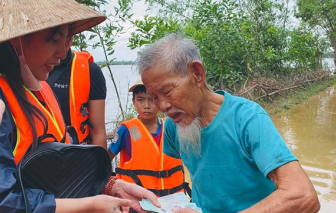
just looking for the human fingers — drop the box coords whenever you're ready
[94,195,131,213]
[121,205,130,213]
[138,187,160,208]
[172,207,200,213]
[108,198,131,213]
[117,181,160,208]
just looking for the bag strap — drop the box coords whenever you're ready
[16,160,32,213]
[45,69,64,87]
[66,126,80,144]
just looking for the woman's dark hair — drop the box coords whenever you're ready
[0,42,48,154]
[0,25,73,154]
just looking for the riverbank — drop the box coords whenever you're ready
[257,75,336,115]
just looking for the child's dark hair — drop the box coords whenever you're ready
[132,85,147,100]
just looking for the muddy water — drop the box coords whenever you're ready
[184,84,336,212]
[271,84,336,212]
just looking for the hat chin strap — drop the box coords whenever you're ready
[16,38,42,91]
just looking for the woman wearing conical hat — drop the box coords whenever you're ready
[0,0,160,212]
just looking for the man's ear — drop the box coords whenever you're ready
[189,61,206,86]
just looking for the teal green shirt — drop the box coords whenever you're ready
[164,91,297,213]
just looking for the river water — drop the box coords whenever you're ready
[271,84,336,212]
[104,59,335,212]
[103,64,139,131]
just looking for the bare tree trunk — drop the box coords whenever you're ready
[333,47,336,72]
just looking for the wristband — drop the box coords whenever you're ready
[101,176,119,196]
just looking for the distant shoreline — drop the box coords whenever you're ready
[96,61,134,66]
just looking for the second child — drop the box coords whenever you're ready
[108,79,188,197]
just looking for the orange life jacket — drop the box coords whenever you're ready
[0,76,70,164]
[116,117,186,197]
[69,51,94,143]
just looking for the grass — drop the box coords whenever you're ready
[257,76,336,115]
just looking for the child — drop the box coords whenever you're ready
[108,79,187,197]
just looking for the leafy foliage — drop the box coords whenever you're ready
[73,0,134,121]
[296,0,336,66]
[129,0,329,91]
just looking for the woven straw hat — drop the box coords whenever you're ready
[0,0,106,43]
[129,78,144,92]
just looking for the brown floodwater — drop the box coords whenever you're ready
[184,84,336,212]
[271,84,336,212]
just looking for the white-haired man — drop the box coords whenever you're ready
[137,33,320,213]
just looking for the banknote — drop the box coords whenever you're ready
[139,192,202,213]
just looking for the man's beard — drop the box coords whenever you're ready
[176,117,203,157]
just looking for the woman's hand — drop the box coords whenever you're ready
[55,195,131,213]
[91,195,131,213]
[111,179,160,213]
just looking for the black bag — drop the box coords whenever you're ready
[17,142,111,212]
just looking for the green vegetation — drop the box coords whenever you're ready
[128,0,330,92]
[296,0,336,66]
[74,0,335,127]
[259,76,336,115]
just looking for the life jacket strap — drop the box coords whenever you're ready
[148,183,185,197]
[116,165,183,178]
[80,118,94,134]
[116,166,192,197]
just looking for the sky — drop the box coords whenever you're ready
[86,1,149,62]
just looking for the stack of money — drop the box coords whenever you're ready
[139,192,202,213]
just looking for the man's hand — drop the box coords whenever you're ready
[172,207,201,213]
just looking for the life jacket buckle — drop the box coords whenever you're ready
[80,105,89,117]
[158,170,169,178]
[80,123,86,134]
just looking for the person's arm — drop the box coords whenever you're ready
[239,113,320,213]
[108,125,129,161]
[55,195,131,213]
[239,161,320,213]
[108,149,117,160]
[88,61,107,148]
[88,99,107,148]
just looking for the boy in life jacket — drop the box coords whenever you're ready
[108,79,190,198]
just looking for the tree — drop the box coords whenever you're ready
[296,0,336,68]
[73,0,133,123]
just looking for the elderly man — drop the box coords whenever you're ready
[137,33,320,213]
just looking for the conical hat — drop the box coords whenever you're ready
[0,0,106,43]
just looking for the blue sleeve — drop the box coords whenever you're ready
[108,125,129,155]
[163,118,181,159]
[0,96,56,213]
[242,113,298,178]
